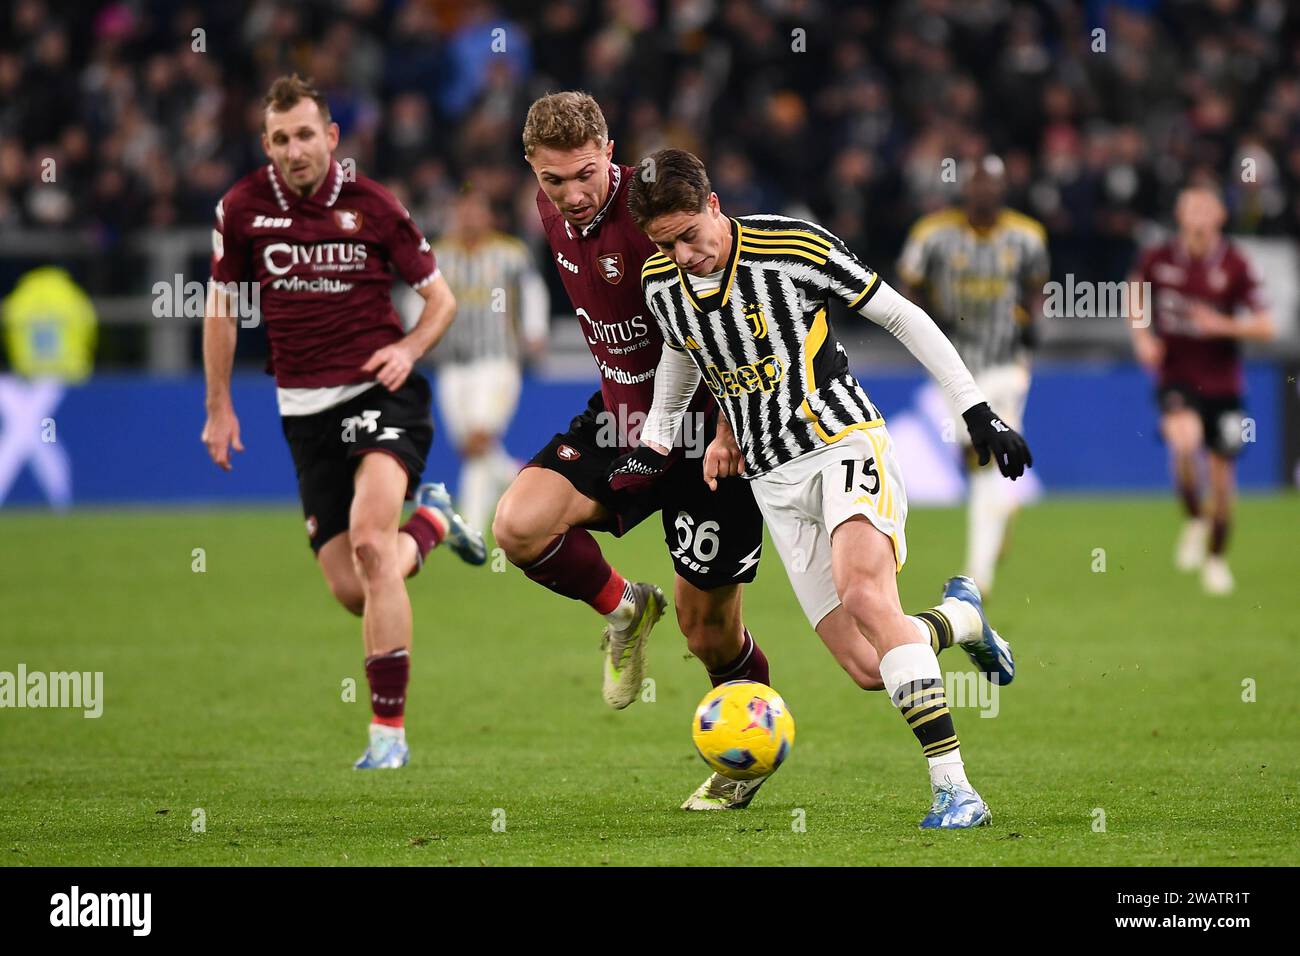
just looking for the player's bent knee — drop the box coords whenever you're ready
[350,533,398,583]
[491,505,544,564]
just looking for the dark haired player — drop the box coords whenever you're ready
[1129,185,1274,595]
[617,147,1030,828]
[202,75,485,770]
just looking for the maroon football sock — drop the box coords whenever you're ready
[524,529,623,609]
[1178,482,1201,519]
[400,508,445,577]
[708,628,770,687]
[365,648,409,727]
[1210,516,1230,555]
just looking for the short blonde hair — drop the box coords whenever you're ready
[522,91,608,157]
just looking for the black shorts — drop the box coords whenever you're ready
[1158,384,1247,459]
[281,374,434,552]
[527,390,763,590]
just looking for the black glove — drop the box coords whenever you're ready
[962,402,1033,480]
[609,445,672,494]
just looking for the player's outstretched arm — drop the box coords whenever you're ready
[609,342,701,493]
[858,279,1032,479]
[363,272,456,392]
[201,281,244,471]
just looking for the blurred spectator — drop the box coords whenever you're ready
[0,0,1297,310]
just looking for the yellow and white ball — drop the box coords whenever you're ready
[691,681,795,781]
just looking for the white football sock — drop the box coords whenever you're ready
[941,596,984,644]
[604,581,638,628]
[879,643,969,788]
[487,444,520,485]
[906,597,982,648]
[967,465,1015,595]
[927,749,969,789]
[459,455,495,533]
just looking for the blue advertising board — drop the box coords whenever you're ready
[0,361,1284,508]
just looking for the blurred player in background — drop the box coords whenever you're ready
[493,93,774,810]
[1129,186,1274,595]
[897,155,1048,597]
[428,189,549,534]
[201,75,485,770]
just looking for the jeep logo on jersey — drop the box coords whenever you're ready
[556,444,581,461]
[703,355,785,398]
[263,242,368,276]
[744,302,768,338]
[597,252,624,284]
[334,209,363,233]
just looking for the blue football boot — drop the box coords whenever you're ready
[354,723,409,769]
[414,481,487,566]
[919,778,992,829]
[942,575,1015,685]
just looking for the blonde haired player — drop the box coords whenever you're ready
[897,156,1048,597]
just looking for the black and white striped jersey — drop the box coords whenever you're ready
[896,207,1048,373]
[430,232,549,365]
[640,214,885,477]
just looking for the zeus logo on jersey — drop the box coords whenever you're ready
[703,355,785,398]
[251,215,293,228]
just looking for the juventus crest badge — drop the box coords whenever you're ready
[744,302,768,338]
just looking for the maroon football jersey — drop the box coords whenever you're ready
[211,158,438,388]
[536,162,710,450]
[1134,238,1265,397]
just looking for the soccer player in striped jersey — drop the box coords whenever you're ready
[897,155,1048,596]
[614,148,1033,829]
[424,190,549,533]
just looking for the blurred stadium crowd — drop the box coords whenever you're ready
[2,0,1299,295]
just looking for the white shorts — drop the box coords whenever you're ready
[435,358,522,449]
[946,362,1031,445]
[750,425,908,629]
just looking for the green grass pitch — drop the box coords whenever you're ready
[1,495,1296,866]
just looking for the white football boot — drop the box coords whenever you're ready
[600,582,666,709]
[1202,555,1235,596]
[353,723,409,769]
[681,772,771,810]
[1175,518,1209,572]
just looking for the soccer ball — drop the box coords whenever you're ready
[691,680,795,780]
